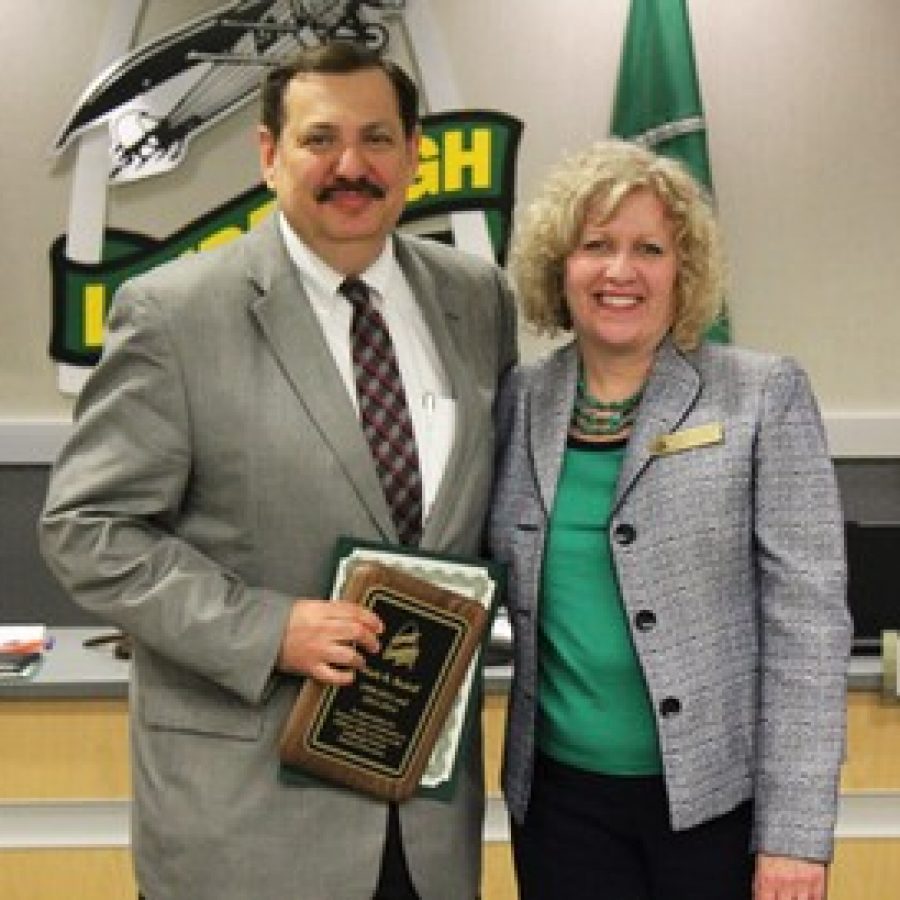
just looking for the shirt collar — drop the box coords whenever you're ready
[277,212,397,301]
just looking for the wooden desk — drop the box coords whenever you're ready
[841,690,900,790]
[0,629,133,900]
[3,636,898,900]
[830,690,900,900]
[481,687,900,900]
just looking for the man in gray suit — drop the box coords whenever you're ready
[39,43,516,900]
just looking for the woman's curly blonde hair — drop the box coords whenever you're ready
[509,139,725,351]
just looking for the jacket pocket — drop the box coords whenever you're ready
[138,656,263,741]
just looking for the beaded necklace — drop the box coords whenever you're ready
[571,368,645,436]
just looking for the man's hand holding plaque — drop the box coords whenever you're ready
[279,559,490,802]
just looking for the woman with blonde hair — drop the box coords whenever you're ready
[489,140,850,900]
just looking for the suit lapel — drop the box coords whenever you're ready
[613,337,701,513]
[529,343,579,517]
[243,217,396,539]
[523,337,701,519]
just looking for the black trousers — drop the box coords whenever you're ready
[512,752,754,900]
[139,802,418,900]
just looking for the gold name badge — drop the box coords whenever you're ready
[650,422,724,457]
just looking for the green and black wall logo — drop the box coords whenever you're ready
[50,111,521,366]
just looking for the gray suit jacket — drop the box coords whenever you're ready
[488,338,851,862]
[39,214,517,900]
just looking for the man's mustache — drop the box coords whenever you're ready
[316,178,386,202]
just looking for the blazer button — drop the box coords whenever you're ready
[613,523,636,545]
[659,697,682,718]
[634,609,657,632]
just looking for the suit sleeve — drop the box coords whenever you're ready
[751,357,852,861]
[38,283,292,704]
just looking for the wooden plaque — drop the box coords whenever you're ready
[278,561,488,801]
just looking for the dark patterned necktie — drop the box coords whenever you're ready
[341,277,423,546]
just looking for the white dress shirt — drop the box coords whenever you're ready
[277,213,456,520]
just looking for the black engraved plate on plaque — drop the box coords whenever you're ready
[307,587,465,776]
[278,562,487,801]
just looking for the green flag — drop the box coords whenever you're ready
[611,0,729,341]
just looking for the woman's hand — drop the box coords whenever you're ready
[754,854,827,900]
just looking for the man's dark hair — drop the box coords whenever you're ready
[261,42,419,139]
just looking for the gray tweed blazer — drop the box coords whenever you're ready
[488,337,851,862]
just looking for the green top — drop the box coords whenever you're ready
[537,436,662,775]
